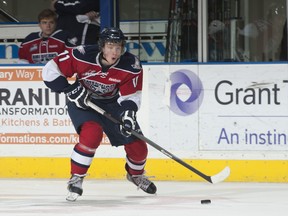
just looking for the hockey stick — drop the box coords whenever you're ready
[87,101,230,184]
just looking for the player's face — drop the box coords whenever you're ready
[39,18,56,37]
[102,42,123,65]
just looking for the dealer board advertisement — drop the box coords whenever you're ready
[198,63,288,151]
[140,64,288,159]
[0,66,79,145]
[0,64,288,159]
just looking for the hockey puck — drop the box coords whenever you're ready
[201,199,211,204]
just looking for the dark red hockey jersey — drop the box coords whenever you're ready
[18,29,74,64]
[42,45,143,109]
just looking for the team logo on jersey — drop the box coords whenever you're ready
[29,44,38,52]
[131,57,141,70]
[84,79,116,95]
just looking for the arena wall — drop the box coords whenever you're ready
[0,63,287,182]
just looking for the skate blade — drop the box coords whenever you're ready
[66,192,80,201]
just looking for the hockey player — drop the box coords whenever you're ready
[42,27,157,201]
[18,9,75,64]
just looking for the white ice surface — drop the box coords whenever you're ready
[0,179,287,216]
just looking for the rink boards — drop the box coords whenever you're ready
[0,63,288,182]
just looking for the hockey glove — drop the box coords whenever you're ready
[120,110,136,137]
[63,80,89,109]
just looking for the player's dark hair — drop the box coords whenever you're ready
[38,9,57,23]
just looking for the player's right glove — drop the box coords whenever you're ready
[120,110,136,137]
[63,80,89,110]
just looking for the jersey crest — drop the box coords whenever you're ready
[83,79,116,95]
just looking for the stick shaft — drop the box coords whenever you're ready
[130,130,212,183]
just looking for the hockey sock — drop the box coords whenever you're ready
[71,121,103,174]
[124,140,148,175]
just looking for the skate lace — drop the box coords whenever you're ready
[131,174,155,191]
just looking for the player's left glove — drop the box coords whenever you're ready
[120,110,136,137]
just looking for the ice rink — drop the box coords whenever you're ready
[0,179,287,216]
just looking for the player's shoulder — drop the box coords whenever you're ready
[22,32,41,44]
[50,29,71,42]
[117,52,142,74]
[50,29,66,37]
[72,45,100,63]
[51,29,78,47]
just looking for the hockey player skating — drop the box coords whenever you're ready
[42,27,157,201]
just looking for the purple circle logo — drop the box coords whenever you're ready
[170,69,204,116]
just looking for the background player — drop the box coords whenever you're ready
[42,27,157,201]
[18,9,74,64]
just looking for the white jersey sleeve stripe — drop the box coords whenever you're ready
[42,60,64,82]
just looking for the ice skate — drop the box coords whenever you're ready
[66,174,85,201]
[126,173,157,194]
